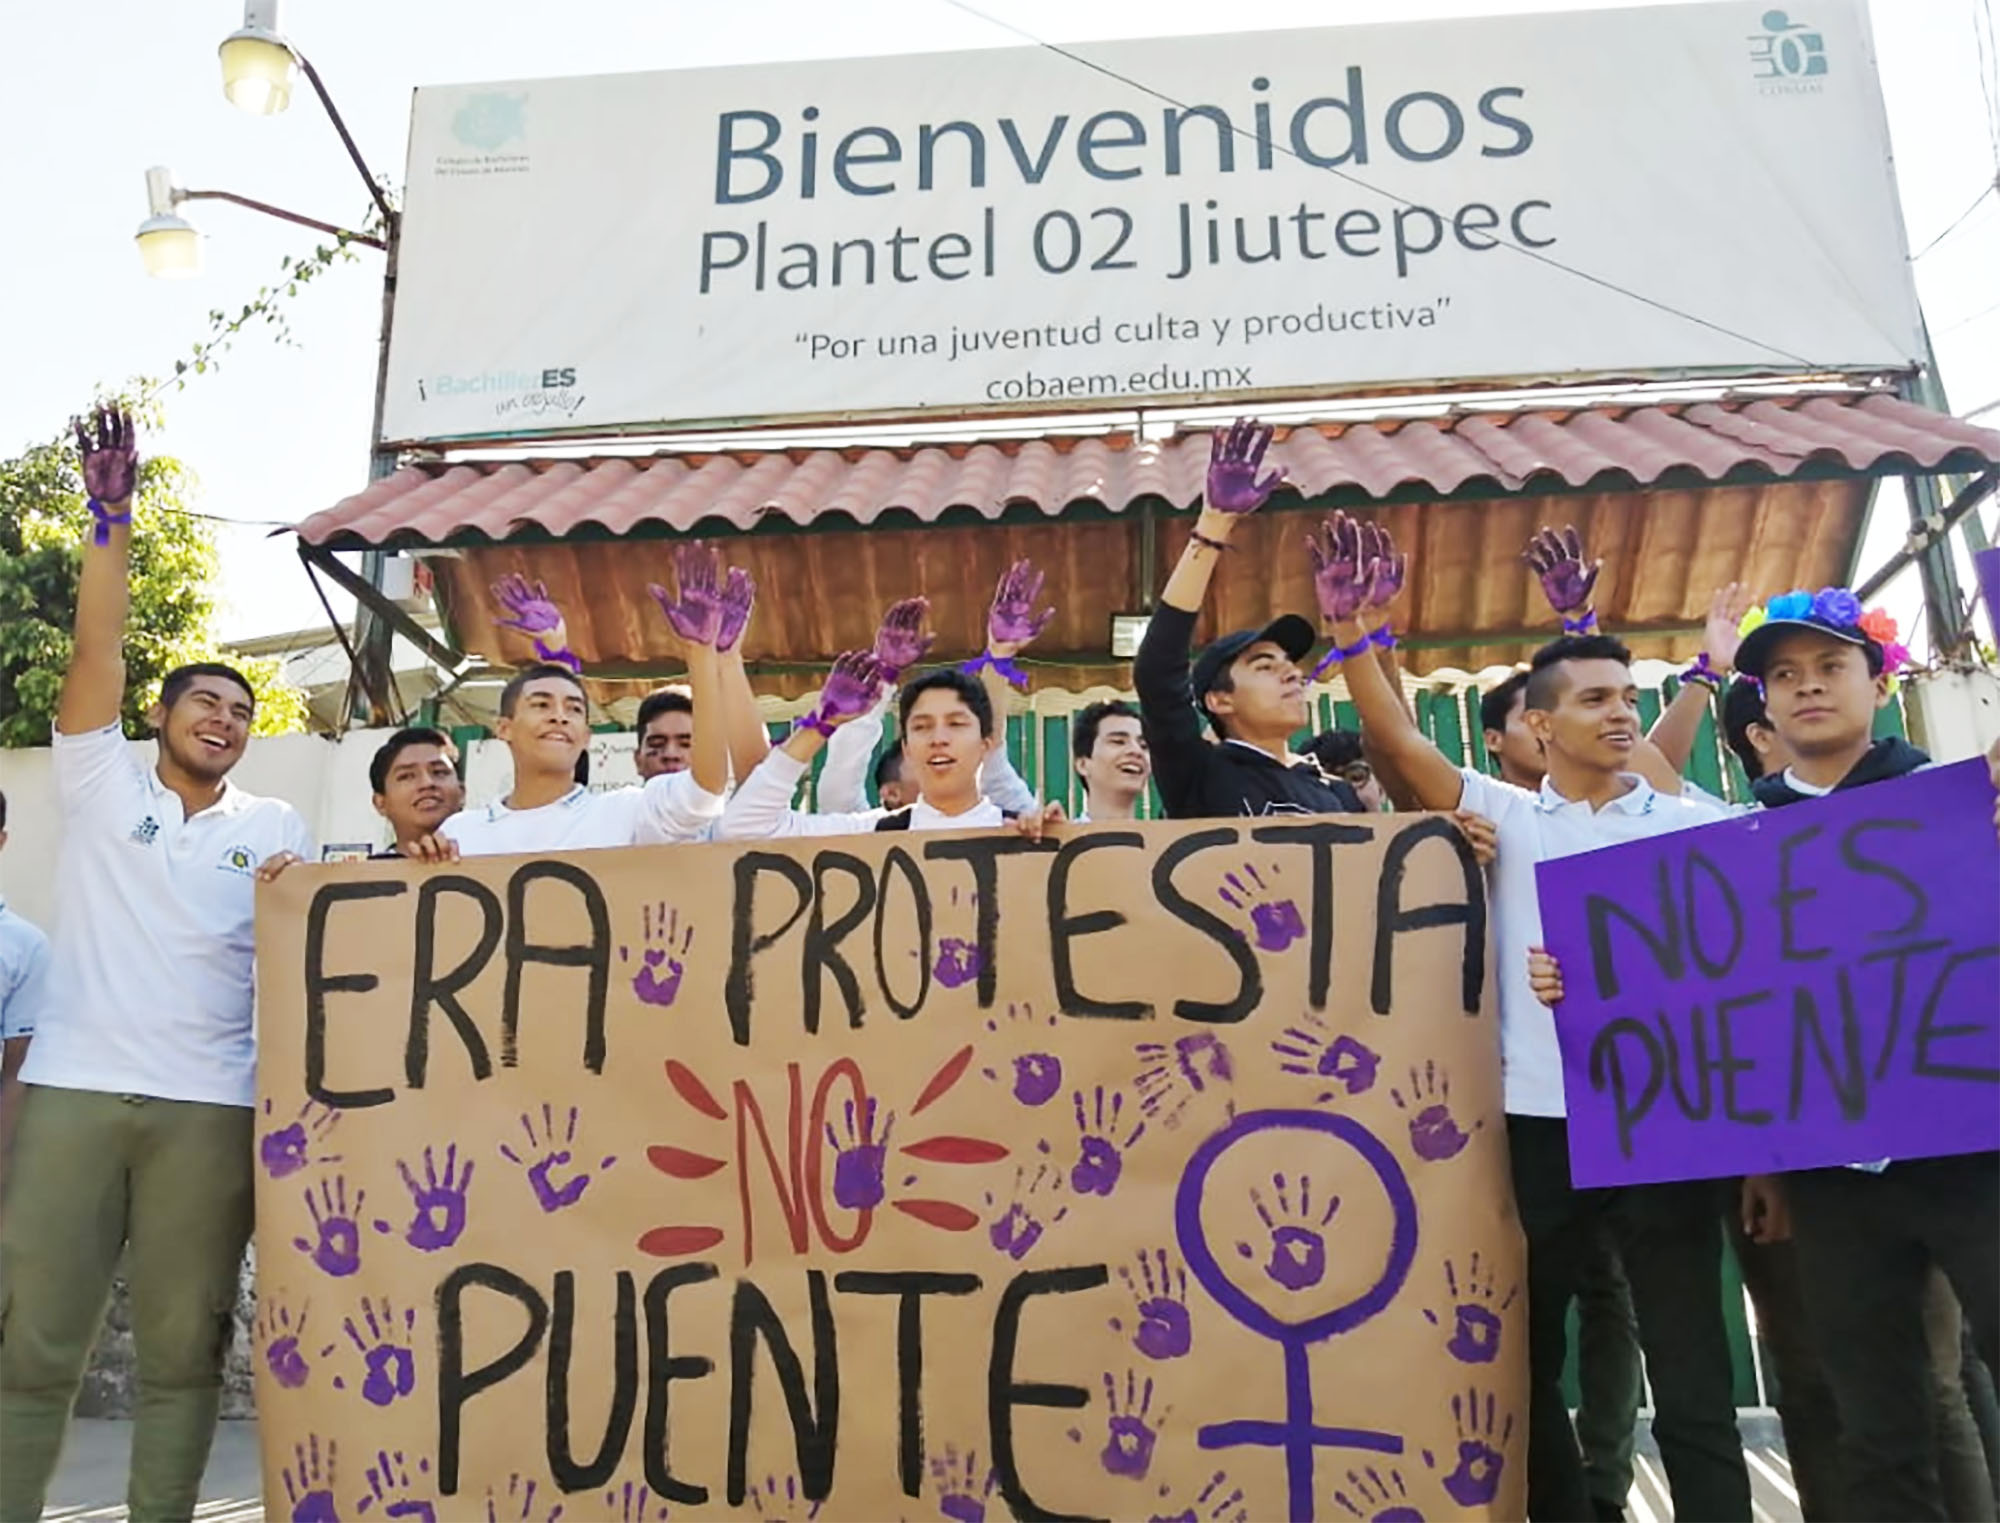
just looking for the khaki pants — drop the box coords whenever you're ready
[0,1086,252,1523]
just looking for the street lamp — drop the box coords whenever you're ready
[135,167,202,278]
[218,0,297,115]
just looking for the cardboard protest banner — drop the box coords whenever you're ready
[1536,758,2000,1189]
[253,814,1519,1522]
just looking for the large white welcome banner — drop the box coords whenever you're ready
[380,1,1920,444]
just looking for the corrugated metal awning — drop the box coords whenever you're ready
[293,393,2000,695]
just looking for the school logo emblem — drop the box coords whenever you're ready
[1749,10,1829,83]
[218,844,258,876]
[129,816,160,846]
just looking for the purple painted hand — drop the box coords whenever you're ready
[1100,1371,1166,1480]
[621,903,694,1008]
[1204,418,1281,515]
[1425,1253,1516,1366]
[1333,1464,1424,1522]
[256,1298,314,1390]
[1359,521,1407,609]
[827,1097,894,1210]
[717,566,756,653]
[1236,1172,1341,1292]
[1217,864,1305,952]
[342,1298,418,1408]
[986,1162,1067,1260]
[872,596,935,678]
[356,1447,434,1519]
[491,574,565,637]
[929,1444,997,1523]
[934,936,983,989]
[986,559,1056,653]
[1309,513,1381,624]
[74,406,139,505]
[1522,525,1599,617]
[1274,1018,1383,1101]
[1392,1061,1475,1162]
[1070,1087,1145,1198]
[282,1436,339,1523]
[1112,1247,1193,1360]
[293,1176,365,1278]
[811,650,885,730]
[499,1104,615,1213]
[389,1145,472,1253]
[985,1004,1064,1106]
[1442,1388,1514,1507]
[648,542,729,646]
[1134,1033,1235,1128]
[260,1098,341,1180]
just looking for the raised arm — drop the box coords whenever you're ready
[56,409,140,736]
[1637,583,1751,789]
[1316,514,1466,811]
[714,566,772,785]
[646,543,734,798]
[717,651,884,839]
[975,561,1055,814]
[492,574,580,674]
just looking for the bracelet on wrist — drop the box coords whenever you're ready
[87,497,131,547]
[794,712,837,738]
[962,651,1029,689]
[1679,651,1724,691]
[1368,625,1397,651]
[1309,632,1376,679]
[531,640,583,676]
[1189,529,1233,554]
[1560,610,1598,634]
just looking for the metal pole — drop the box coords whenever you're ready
[178,189,382,247]
[344,207,404,728]
[1898,314,1973,659]
[296,52,397,228]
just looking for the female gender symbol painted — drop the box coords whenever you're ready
[1174,1108,1419,1523]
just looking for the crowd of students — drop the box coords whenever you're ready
[0,409,1995,1521]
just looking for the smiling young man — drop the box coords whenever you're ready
[1331,512,1752,1521]
[0,412,316,1522]
[1729,590,2000,1522]
[366,727,465,859]
[1072,700,1151,822]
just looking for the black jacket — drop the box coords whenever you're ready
[1751,736,1929,807]
[1135,603,1364,819]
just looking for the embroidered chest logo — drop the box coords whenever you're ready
[218,844,259,876]
[129,816,161,846]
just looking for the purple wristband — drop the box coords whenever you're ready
[794,712,837,738]
[87,497,131,547]
[1309,634,1376,680]
[1680,651,1723,690]
[1561,610,1598,634]
[531,639,582,676]
[1368,625,1397,651]
[962,651,1029,689]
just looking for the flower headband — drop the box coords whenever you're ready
[1736,586,1911,686]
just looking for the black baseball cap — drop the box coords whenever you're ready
[1191,614,1318,714]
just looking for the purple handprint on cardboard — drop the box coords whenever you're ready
[1109,1247,1193,1360]
[282,1435,339,1523]
[1134,1033,1234,1130]
[260,1098,342,1180]
[339,1297,418,1408]
[1391,1062,1478,1162]
[355,1448,434,1519]
[1423,1253,1517,1366]
[748,1472,823,1521]
[373,1144,473,1253]
[1070,1086,1145,1198]
[826,1097,894,1210]
[256,1296,315,1390]
[1333,1463,1425,1522]
[984,1159,1068,1261]
[982,1003,1062,1107]
[1149,1470,1248,1523]
[1235,1171,1342,1292]
[602,1480,672,1522]
[933,886,983,990]
[1442,1388,1514,1507]
[499,1104,615,1213]
[929,1443,997,1523]
[1272,1010,1381,1102]
[620,903,694,1008]
[484,1472,564,1523]
[293,1176,365,1279]
[1217,863,1305,952]
[1100,1370,1169,1481]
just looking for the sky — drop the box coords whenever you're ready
[4,0,1997,652]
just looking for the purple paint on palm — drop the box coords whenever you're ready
[1441,1389,1512,1507]
[499,1104,613,1212]
[1100,1371,1165,1480]
[1392,1062,1473,1162]
[986,559,1057,648]
[1523,525,1599,617]
[826,1098,893,1210]
[934,937,983,989]
[1205,419,1281,515]
[1070,1086,1144,1198]
[717,566,756,653]
[293,1176,365,1278]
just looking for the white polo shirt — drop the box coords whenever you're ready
[440,771,723,856]
[1457,767,1731,1118]
[718,749,1005,838]
[0,898,52,1041]
[23,723,315,1108]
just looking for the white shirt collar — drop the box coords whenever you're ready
[144,765,246,819]
[1779,767,1838,797]
[1534,773,1658,817]
[489,784,588,820]
[910,796,1004,829]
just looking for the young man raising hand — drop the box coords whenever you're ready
[0,411,315,1522]
[1328,510,1752,1522]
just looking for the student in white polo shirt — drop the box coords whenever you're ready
[0,786,53,1205]
[436,545,739,857]
[0,409,315,1523]
[1324,509,1753,1522]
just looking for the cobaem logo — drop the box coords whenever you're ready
[1748,9,1829,81]
[451,93,526,151]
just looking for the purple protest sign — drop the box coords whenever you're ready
[1535,758,2000,1187]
